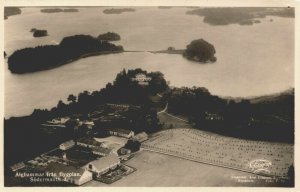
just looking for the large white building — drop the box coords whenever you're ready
[59,140,75,150]
[46,117,70,125]
[131,73,152,86]
[77,138,104,148]
[46,162,93,186]
[83,154,120,176]
[105,128,134,138]
[132,132,148,143]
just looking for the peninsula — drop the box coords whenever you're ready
[4,7,22,20]
[8,34,124,74]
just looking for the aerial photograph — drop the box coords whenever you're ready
[3,6,295,187]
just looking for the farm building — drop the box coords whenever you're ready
[10,162,25,172]
[132,132,148,142]
[59,140,75,150]
[83,154,120,176]
[41,123,66,129]
[46,117,70,125]
[46,162,92,186]
[77,138,104,148]
[27,160,39,165]
[80,120,95,129]
[105,128,134,138]
[92,147,112,156]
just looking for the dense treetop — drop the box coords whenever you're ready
[98,32,121,41]
[30,29,48,37]
[183,39,217,63]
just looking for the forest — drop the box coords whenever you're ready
[165,87,294,143]
[7,34,124,73]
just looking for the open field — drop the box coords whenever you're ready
[83,151,288,187]
[142,128,294,177]
[158,112,192,129]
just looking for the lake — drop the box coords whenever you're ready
[4,7,294,118]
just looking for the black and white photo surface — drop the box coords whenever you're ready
[3,3,296,188]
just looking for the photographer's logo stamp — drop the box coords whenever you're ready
[249,159,272,174]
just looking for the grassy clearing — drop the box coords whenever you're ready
[158,112,192,129]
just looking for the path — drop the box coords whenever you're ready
[157,101,188,123]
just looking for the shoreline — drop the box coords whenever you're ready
[8,49,184,74]
[9,50,124,74]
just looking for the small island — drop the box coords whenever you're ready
[40,8,79,13]
[8,34,124,74]
[30,28,48,37]
[98,32,121,41]
[103,8,135,14]
[151,40,217,63]
[183,39,217,63]
[4,7,22,20]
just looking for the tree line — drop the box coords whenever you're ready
[165,87,294,143]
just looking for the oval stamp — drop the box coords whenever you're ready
[249,159,272,174]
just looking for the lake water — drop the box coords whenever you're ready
[4,7,294,118]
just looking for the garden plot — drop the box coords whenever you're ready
[142,128,293,177]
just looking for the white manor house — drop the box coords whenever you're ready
[131,73,152,86]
